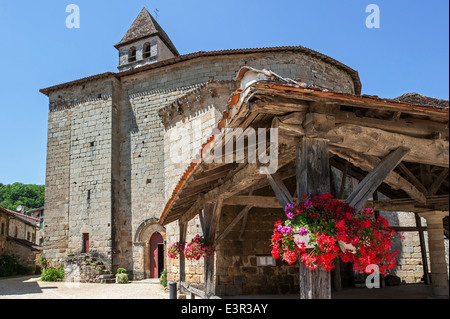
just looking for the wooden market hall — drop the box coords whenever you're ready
[159,67,449,299]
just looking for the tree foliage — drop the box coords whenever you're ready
[0,183,45,212]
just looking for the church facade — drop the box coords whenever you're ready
[40,8,361,281]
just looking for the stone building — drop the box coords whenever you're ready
[0,207,11,255]
[40,8,448,297]
[40,8,359,278]
[0,206,42,267]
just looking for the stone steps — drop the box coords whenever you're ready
[65,254,115,284]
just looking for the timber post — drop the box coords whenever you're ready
[296,137,332,299]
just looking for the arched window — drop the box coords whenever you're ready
[143,42,151,59]
[128,46,137,63]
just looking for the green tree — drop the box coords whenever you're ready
[0,183,45,212]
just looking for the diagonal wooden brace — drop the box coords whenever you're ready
[266,173,293,209]
[345,146,410,212]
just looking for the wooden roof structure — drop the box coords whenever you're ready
[160,67,449,226]
[158,67,449,299]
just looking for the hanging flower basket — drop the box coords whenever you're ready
[271,194,400,275]
[184,235,216,261]
[293,228,314,249]
[338,241,357,254]
[168,242,184,259]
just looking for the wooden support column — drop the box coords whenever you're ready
[179,220,188,290]
[202,199,223,299]
[418,211,449,299]
[415,213,430,285]
[297,138,331,299]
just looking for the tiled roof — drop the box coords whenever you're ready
[0,206,16,216]
[0,206,39,227]
[7,236,42,251]
[114,7,179,56]
[394,93,449,110]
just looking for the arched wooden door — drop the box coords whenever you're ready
[149,232,164,278]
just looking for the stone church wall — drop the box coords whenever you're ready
[43,78,118,267]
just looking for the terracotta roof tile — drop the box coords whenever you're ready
[394,93,449,110]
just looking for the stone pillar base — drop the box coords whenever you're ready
[419,211,449,299]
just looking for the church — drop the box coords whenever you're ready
[40,8,448,298]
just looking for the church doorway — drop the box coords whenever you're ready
[149,232,164,278]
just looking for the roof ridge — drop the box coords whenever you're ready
[40,46,362,96]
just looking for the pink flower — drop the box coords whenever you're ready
[304,200,313,209]
[298,227,309,236]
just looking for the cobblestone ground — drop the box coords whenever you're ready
[0,276,169,299]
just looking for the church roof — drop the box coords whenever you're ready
[114,7,179,56]
[40,46,362,96]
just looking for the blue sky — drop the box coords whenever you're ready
[0,0,448,185]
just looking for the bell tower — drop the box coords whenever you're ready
[115,8,179,72]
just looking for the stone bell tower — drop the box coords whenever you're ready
[114,7,179,72]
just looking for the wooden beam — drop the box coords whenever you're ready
[414,212,430,285]
[202,202,216,239]
[203,145,297,204]
[209,198,223,245]
[324,124,449,167]
[223,195,282,208]
[238,209,250,241]
[266,173,293,209]
[428,168,449,196]
[179,221,188,290]
[397,163,429,196]
[330,147,427,204]
[297,138,331,198]
[392,226,428,232]
[331,110,449,140]
[345,147,410,212]
[215,205,252,245]
[181,282,206,299]
[296,138,331,299]
[223,194,449,212]
[338,160,349,199]
[179,195,205,226]
[201,199,223,299]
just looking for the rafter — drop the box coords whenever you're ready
[345,147,410,212]
[330,147,427,204]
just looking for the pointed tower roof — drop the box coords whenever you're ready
[114,8,179,56]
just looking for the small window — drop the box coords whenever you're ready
[128,46,137,63]
[256,255,276,267]
[1,223,4,235]
[143,42,151,59]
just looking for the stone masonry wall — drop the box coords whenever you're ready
[383,211,450,283]
[67,97,114,265]
[43,106,71,261]
[44,78,116,267]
